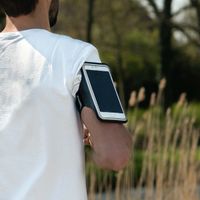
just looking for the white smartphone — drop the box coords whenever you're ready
[81,62,127,122]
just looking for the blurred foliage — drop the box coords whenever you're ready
[1,0,200,106]
[85,78,200,194]
[0,8,5,30]
[55,0,161,108]
[85,87,200,196]
[186,102,200,127]
[1,1,200,198]
[54,0,200,107]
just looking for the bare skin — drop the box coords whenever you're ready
[81,107,132,171]
[1,0,133,171]
[2,0,51,32]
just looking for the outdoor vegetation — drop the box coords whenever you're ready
[1,0,200,199]
[86,79,200,200]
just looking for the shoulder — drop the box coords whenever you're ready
[46,32,100,70]
[30,30,100,64]
[26,29,95,53]
[47,32,97,56]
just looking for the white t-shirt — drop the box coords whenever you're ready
[0,29,100,200]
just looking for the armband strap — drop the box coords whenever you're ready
[75,62,127,123]
[75,68,96,113]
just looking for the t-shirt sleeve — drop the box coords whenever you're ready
[51,36,101,97]
[70,44,101,97]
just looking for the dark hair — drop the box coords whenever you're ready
[0,0,38,17]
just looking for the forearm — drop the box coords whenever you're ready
[81,107,132,171]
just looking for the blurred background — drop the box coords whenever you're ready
[1,0,200,199]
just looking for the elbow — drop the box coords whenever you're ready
[110,146,132,171]
[109,157,130,172]
[94,142,132,171]
[113,127,133,171]
[112,133,133,171]
[92,126,133,171]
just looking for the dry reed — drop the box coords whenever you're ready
[86,80,200,200]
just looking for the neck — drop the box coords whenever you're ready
[2,1,50,33]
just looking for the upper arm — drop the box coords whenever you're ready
[81,107,132,171]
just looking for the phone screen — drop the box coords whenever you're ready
[86,70,123,113]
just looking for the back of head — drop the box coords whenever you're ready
[0,0,38,17]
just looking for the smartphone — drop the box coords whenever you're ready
[79,62,127,122]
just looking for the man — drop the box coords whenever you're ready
[0,0,132,199]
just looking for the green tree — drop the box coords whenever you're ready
[93,0,159,107]
[144,0,200,105]
[55,0,88,39]
[55,0,160,107]
[0,9,5,31]
[190,0,200,40]
[144,0,174,106]
[86,0,96,43]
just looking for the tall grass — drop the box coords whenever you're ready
[86,79,200,200]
